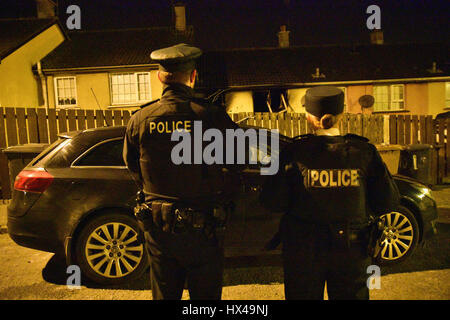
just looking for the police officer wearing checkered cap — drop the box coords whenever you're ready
[123,44,242,300]
[260,86,400,300]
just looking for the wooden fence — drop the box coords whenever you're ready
[0,107,448,199]
[0,108,134,199]
[0,108,132,147]
[230,112,385,144]
[388,114,450,184]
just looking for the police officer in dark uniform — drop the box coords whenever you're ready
[123,44,241,300]
[260,86,400,300]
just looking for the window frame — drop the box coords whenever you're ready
[373,84,405,112]
[109,72,152,106]
[446,82,450,109]
[54,76,78,109]
[70,137,127,169]
[337,86,347,112]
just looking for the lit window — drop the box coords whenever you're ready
[110,72,151,105]
[55,76,77,108]
[373,84,404,111]
[391,85,404,110]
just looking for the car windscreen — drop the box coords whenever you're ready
[30,138,69,167]
[73,138,125,167]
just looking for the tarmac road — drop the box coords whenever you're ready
[0,224,448,300]
[0,186,449,300]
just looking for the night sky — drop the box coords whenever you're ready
[1,0,449,50]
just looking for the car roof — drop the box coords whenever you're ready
[58,125,126,139]
[59,123,292,141]
[436,111,450,119]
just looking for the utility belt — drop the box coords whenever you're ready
[134,192,228,238]
[265,215,369,251]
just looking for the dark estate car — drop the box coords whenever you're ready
[7,125,438,285]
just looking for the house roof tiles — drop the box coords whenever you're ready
[39,27,448,89]
[41,27,193,70]
[196,43,449,89]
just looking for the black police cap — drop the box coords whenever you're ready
[304,86,344,118]
[150,43,202,73]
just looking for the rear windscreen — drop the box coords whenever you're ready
[30,138,69,167]
[74,139,125,167]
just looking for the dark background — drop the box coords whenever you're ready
[1,0,449,49]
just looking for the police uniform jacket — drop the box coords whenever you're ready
[260,132,400,229]
[123,83,240,208]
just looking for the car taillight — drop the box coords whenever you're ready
[14,170,54,193]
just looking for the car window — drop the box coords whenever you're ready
[75,139,125,167]
[30,138,68,167]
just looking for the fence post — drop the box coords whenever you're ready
[404,115,411,145]
[76,109,86,131]
[123,110,131,126]
[419,115,426,143]
[397,115,405,145]
[16,108,28,145]
[85,110,95,129]
[67,109,77,131]
[37,108,49,143]
[411,115,419,144]
[437,118,446,182]
[425,116,434,144]
[5,108,18,147]
[0,108,6,148]
[57,109,68,134]
[270,113,278,132]
[446,119,450,178]
[48,109,58,143]
[0,107,10,199]
[389,115,397,144]
[292,113,299,137]
[299,113,307,134]
[262,112,270,129]
[0,151,10,199]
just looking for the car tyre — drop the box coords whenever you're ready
[75,212,148,285]
[376,205,419,265]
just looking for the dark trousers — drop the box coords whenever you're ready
[280,215,370,300]
[144,227,224,300]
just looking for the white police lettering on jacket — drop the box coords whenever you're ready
[307,169,360,188]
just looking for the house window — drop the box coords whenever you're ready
[446,82,450,108]
[110,72,151,105]
[54,76,77,108]
[252,89,288,112]
[373,84,405,111]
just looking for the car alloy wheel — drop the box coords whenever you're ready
[379,211,415,261]
[85,222,144,278]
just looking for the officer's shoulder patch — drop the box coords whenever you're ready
[293,133,314,140]
[344,133,369,142]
